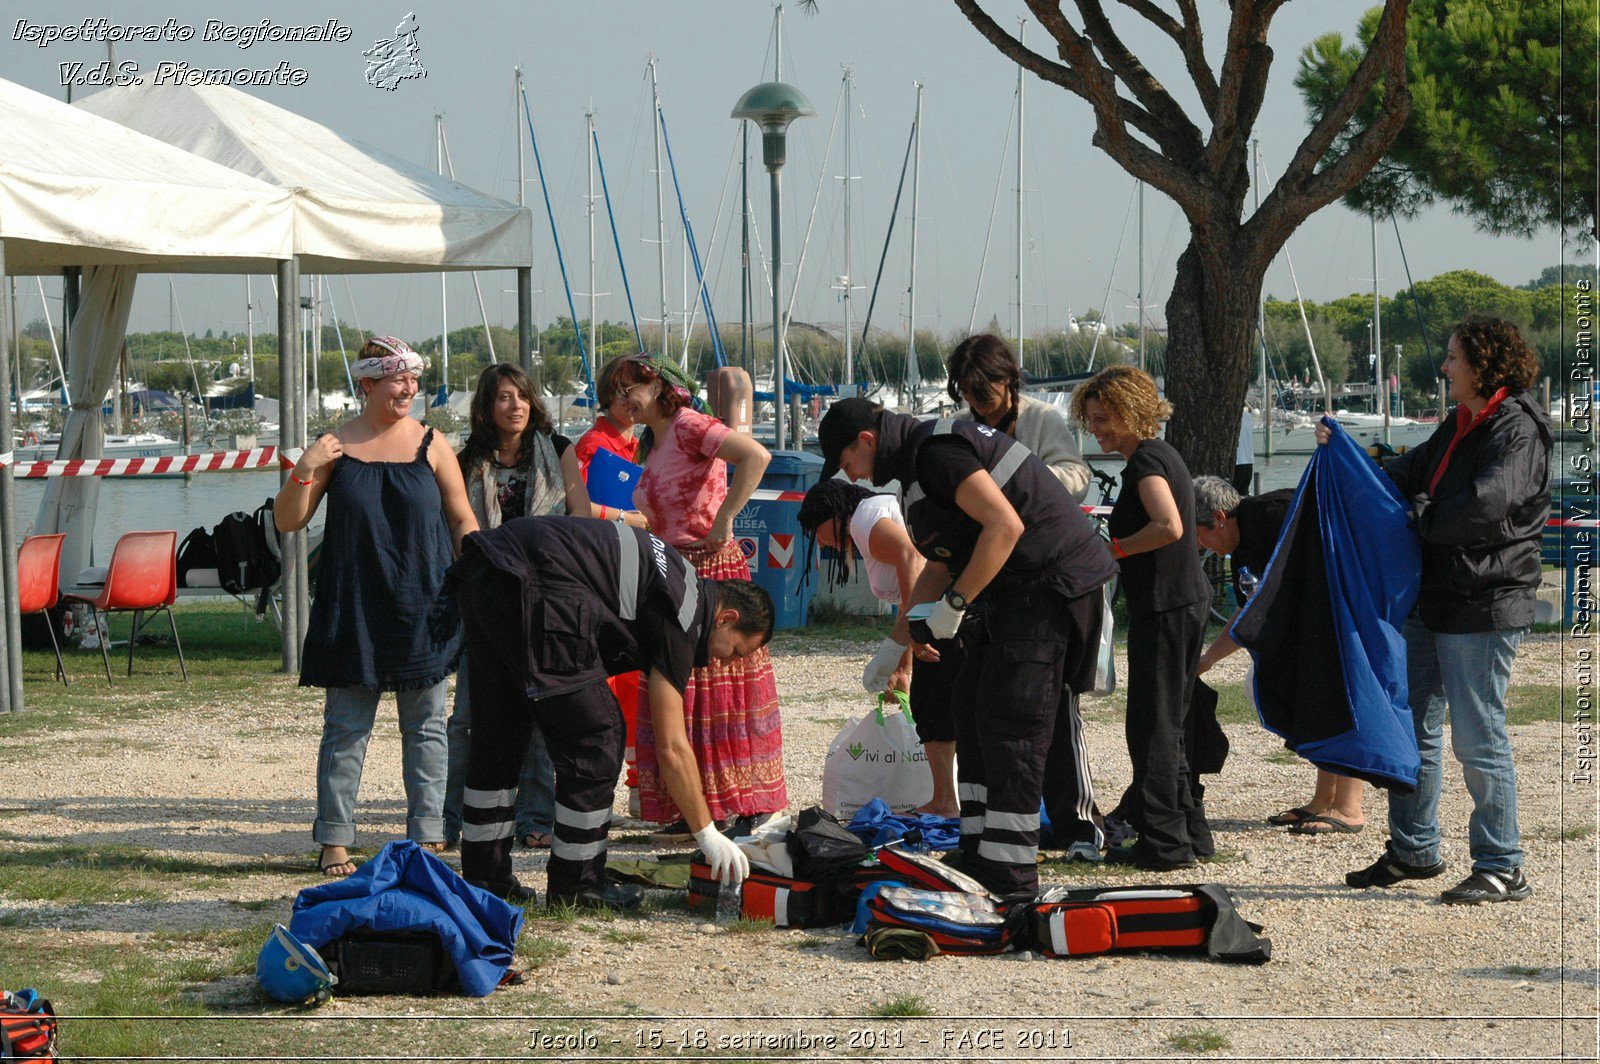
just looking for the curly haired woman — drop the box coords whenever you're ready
[1072,365,1213,871]
[1333,317,1552,904]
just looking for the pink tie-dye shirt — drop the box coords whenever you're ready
[634,408,731,546]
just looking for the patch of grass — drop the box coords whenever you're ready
[1503,965,1545,977]
[610,833,657,844]
[1505,685,1570,725]
[1540,822,1596,841]
[231,898,283,912]
[1166,1029,1231,1053]
[725,916,774,934]
[640,891,694,915]
[1199,848,1243,865]
[792,936,829,950]
[817,717,850,729]
[870,994,933,1018]
[602,927,649,945]
[517,934,571,968]
[1264,749,1301,766]
[0,845,309,904]
[0,601,302,728]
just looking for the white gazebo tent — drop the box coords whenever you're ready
[0,76,296,712]
[77,84,537,673]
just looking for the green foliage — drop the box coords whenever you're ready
[1298,1,1598,240]
[869,994,934,1018]
[1166,1029,1232,1053]
[1265,266,1589,399]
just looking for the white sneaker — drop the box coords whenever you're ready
[1063,841,1104,863]
[627,787,641,819]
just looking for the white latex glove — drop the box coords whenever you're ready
[924,597,965,641]
[862,636,907,693]
[694,823,750,886]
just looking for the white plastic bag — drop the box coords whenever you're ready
[821,691,932,820]
[1086,579,1117,696]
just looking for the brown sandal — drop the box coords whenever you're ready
[521,832,552,849]
[318,848,357,877]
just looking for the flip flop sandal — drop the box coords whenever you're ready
[1266,806,1315,826]
[1288,814,1364,835]
[318,851,358,877]
[521,832,553,849]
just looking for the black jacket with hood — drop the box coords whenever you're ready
[1384,389,1552,633]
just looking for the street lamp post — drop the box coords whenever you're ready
[733,81,814,451]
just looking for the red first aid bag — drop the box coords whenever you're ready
[0,990,58,1060]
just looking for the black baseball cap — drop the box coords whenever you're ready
[817,398,884,480]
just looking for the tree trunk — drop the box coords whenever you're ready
[1162,241,1264,479]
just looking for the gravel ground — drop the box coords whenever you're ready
[2,629,1596,1060]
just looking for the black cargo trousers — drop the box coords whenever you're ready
[953,583,1105,897]
[456,579,624,901]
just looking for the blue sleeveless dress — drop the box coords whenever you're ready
[299,428,462,691]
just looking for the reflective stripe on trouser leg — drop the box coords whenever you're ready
[954,678,988,862]
[457,602,541,889]
[536,680,625,898]
[1043,686,1104,848]
[957,601,1067,896]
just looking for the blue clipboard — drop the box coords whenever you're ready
[586,447,644,510]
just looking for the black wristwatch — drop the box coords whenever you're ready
[943,589,969,611]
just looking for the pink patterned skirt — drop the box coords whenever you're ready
[635,540,787,823]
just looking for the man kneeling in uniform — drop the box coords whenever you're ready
[448,514,771,909]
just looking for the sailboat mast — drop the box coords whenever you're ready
[1253,139,1270,458]
[245,276,255,383]
[907,82,923,412]
[650,58,669,361]
[842,70,855,387]
[1016,19,1025,371]
[587,107,600,384]
[516,65,534,377]
[436,113,449,396]
[775,4,784,80]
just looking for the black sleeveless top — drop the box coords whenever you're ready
[299,427,462,691]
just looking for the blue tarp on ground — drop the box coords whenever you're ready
[289,841,523,997]
[1231,417,1422,790]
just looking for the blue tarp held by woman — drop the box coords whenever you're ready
[1231,418,1422,790]
[290,840,522,997]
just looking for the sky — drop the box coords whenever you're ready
[1,0,1577,362]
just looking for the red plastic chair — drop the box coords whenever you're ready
[62,530,188,685]
[18,533,68,685]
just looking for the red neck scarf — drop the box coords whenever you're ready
[1428,387,1510,495]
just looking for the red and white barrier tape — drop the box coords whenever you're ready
[0,446,304,478]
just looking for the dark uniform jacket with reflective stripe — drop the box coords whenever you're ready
[449,515,716,700]
[871,412,1118,601]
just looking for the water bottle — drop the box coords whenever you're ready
[716,879,743,923]
[1238,566,1260,601]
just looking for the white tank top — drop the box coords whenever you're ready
[847,494,906,604]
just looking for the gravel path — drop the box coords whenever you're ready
[1,630,1595,1059]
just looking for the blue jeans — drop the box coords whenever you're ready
[314,680,448,847]
[1389,617,1526,874]
[443,658,556,846]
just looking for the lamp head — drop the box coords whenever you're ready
[731,81,816,171]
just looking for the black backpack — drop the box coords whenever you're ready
[212,499,281,598]
[176,527,218,589]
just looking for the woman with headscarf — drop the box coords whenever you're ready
[609,354,782,841]
[275,337,478,878]
[441,363,592,852]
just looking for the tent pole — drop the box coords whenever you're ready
[517,268,533,375]
[291,260,310,660]
[277,258,300,674]
[0,240,22,712]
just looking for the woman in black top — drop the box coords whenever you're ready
[1073,366,1213,870]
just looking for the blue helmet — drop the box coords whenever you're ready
[256,924,336,1005]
